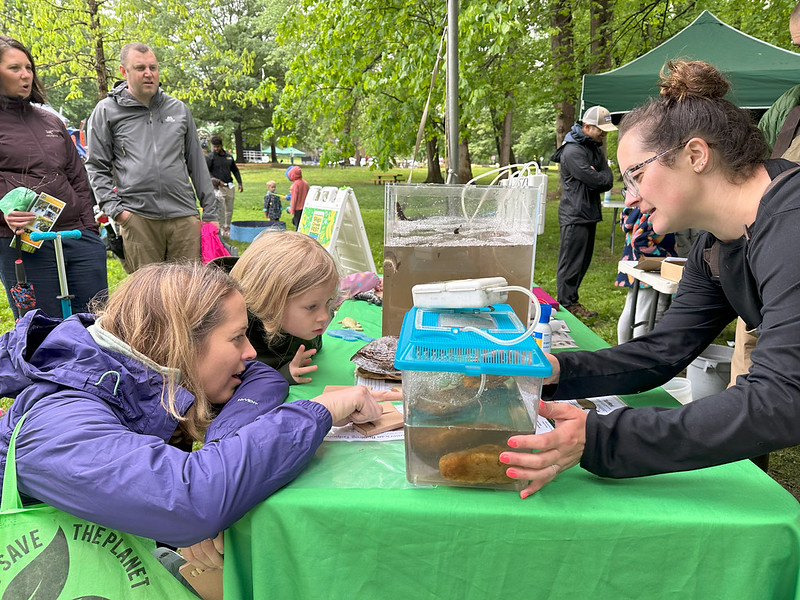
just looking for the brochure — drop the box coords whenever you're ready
[10,191,66,252]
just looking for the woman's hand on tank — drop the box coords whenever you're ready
[312,385,383,426]
[500,401,587,499]
[289,344,319,384]
[544,353,560,385]
[180,532,224,571]
[5,210,35,234]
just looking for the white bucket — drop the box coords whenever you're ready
[662,377,693,405]
[686,344,734,400]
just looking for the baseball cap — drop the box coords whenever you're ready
[582,106,617,132]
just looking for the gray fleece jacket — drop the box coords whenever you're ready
[85,81,217,221]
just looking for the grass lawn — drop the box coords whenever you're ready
[0,164,630,340]
[3,163,798,500]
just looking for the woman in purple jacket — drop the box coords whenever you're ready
[0,262,381,571]
[0,36,107,318]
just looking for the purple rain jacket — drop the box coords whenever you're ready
[0,311,332,547]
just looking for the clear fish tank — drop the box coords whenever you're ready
[395,304,552,490]
[383,181,545,337]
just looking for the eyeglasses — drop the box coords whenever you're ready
[621,142,687,200]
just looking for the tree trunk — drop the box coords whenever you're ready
[233,123,244,163]
[590,0,612,73]
[87,0,108,100]
[425,138,444,184]
[551,0,576,148]
[489,106,502,161]
[458,138,473,183]
[500,94,513,167]
[269,136,279,166]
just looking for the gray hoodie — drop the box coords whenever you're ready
[85,81,217,221]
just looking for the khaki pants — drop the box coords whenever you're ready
[218,185,235,230]
[119,213,202,273]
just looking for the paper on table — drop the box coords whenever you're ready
[549,319,578,349]
[551,331,578,349]
[354,375,401,391]
[535,396,628,432]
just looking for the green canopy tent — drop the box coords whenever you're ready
[581,11,800,114]
[264,146,307,157]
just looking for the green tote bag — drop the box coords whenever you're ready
[0,413,197,599]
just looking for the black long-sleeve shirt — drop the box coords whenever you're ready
[550,159,800,478]
[206,150,242,186]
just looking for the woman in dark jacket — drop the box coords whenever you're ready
[0,36,107,319]
[503,61,800,498]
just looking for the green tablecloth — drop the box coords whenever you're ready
[225,301,800,600]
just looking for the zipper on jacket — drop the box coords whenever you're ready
[149,109,163,211]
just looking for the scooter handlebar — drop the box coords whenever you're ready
[29,230,82,241]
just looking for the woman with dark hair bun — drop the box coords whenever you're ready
[0,35,107,318]
[502,60,800,498]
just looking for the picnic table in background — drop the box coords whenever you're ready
[603,190,626,251]
[372,173,401,184]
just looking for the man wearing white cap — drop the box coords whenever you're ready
[549,105,616,319]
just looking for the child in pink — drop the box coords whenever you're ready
[288,166,310,230]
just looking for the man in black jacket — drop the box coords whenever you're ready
[206,135,243,236]
[550,105,615,319]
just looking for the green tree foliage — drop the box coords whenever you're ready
[276,0,550,173]
[276,0,446,170]
[4,0,798,174]
[2,0,276,132]
[155,0,286,159]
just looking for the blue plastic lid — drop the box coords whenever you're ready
[538,302,552,323]
[394,304,552,376]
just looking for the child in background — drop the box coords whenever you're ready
[615,206,677,343]
[287,166,310,230]
[230,230,338,384]
[263,180,283,221]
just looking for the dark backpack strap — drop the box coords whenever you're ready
[771,105,800,158]
[703,242,720,281]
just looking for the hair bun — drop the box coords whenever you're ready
[658,60,729,101]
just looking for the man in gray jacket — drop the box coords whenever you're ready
[86,42,218,272]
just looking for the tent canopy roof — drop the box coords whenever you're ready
[581,11,800,114]
[264,146,306,156]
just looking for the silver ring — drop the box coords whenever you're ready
[550,464,558,477]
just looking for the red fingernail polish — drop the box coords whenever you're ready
[506,469,518,478]
[499,454,510,463]
[540,400,546,410]
[507,439,518,448]
[520,490,530,500]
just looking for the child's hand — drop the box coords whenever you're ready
[179,532,224,571]
[289,344,318,384]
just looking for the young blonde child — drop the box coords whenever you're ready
[230,230,338,384]
[263,180,283,221]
